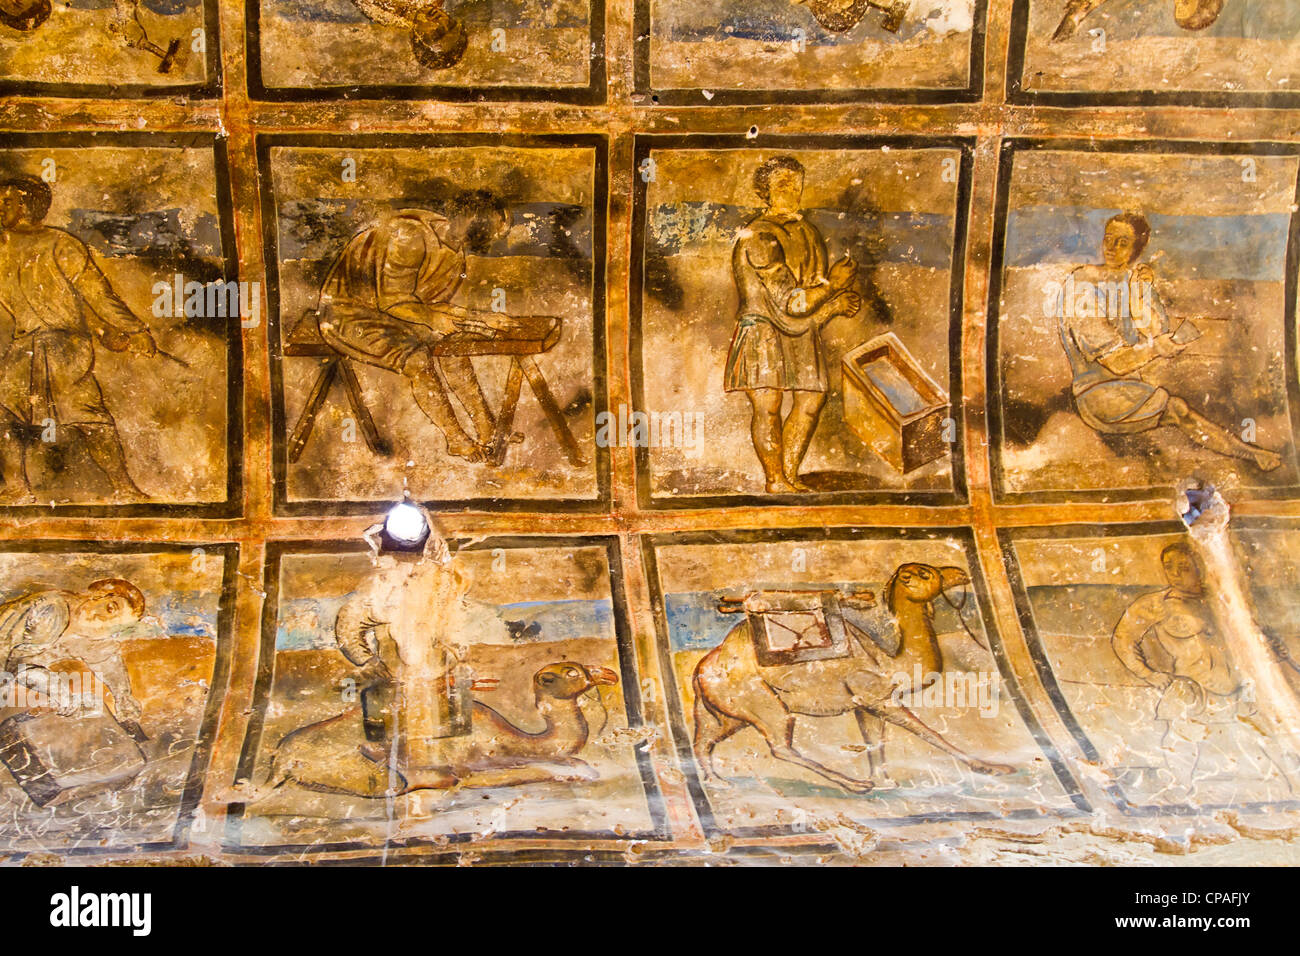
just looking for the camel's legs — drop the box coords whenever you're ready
[870,703,1014,775]
[721,683,875,793]
[264,708,411,798]
[458,759,598,789]
[853,710,895,786]
[264,746,405,798]
[692,680,747,786]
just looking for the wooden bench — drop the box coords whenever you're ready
[283,310,585,468]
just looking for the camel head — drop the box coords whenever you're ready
[533,662,619,701]
[885,563,970,612]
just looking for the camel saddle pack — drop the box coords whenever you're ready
[719,589,864,667]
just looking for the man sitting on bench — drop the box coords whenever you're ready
[316,189,521,463]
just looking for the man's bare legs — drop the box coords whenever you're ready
[745,388,796,493]
[79,423,145,499]
[782,390,825,492]
[402,351,487,462]
[745,388,826,493]
[0,421,144,501]
[1157,719,1204,801]
[1162,397,1282,472]
[438,356,496,448]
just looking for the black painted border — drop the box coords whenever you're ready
[224,534,671,854]
[986,137,1300,505]
[629,132,973,511]
[0,130,244,519]
[641,524,1089,842]
[256,132,612,517]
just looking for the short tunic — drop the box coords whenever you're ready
[724,213,830,393]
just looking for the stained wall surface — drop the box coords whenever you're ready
[0,0,1299,866]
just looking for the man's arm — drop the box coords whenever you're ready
[1096,333,1185,376]
[1068,291,1180,375]
[375,221,434,314]
[1112,595,1170,687]
[93,650,142,722]
[737,232,856,335]
[784,229,861,327]
[1127,264,1170,337]
[333,597,395,689]
[0,593,86,717]
[1095,340,1160,376]
[409,221,465,309]
[0,592,70,671]
[743,231,811,335]
[53,235,152,346]
[380,223,518,337]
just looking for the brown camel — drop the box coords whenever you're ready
[252,661,618,798]
[691,563,1014,794]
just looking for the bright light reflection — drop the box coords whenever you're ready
[385,503,428,544]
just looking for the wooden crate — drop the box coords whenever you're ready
[841,332,949,474]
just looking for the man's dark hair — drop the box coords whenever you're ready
[753,156,805,206]
[0,175,52,222]
[1106,211,1151,262]
[410,8,469,70]
[446,188,507,255]
[1174,0,1224,30]
[0,0,50,31]
[1160,542,1195,565]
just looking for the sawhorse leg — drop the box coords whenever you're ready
[519,356,586,467]
[490,356,586,468]
[288,358,339,464]
[490,359,525,467]
[287,357,389,463]
[337,358,391,457]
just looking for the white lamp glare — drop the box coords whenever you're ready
[385,503,428,544]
